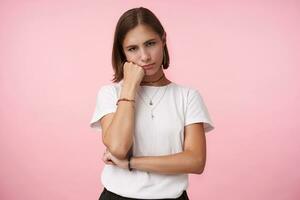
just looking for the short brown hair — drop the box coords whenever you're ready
[111,7,170,83]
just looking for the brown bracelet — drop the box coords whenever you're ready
[116,98,135,106]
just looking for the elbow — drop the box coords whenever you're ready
[186,150,206,174]
[194,166,205,174]
[109,146,129,160]
[105,139,131,160]
[193,159,206,174]
[103,135,131,160]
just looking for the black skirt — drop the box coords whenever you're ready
[99,187,189,200]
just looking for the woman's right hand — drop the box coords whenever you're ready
[122,61,145,87]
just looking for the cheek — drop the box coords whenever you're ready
[124,53,137,62]
[152,47,164,60]
[151,53,163,66]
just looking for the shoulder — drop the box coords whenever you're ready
[96,82,121,97]
[97,82,121,92]
[171,82,202,98]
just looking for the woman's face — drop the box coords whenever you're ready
[122,24,165,76]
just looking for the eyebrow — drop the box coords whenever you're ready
[125,38,156,49]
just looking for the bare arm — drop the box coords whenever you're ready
[104,123,206,175]
[101,83,137,159]
[130,123,206,174]
[100,62,145,160]
[131,151,203,175]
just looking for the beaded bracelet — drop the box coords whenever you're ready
[116,98,135,106]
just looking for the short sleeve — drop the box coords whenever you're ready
[89,85,117,132]
[184,89,215,133]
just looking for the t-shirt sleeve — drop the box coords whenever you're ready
[184,89,215,133]
[89,85,118,132]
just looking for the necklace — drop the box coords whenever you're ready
[138,84,170,119]
[141,73,165,85]
[139,73,166,106]
[140,87,161,106]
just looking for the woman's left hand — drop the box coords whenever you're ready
[102,148,129,170]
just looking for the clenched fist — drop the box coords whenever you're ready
[122,61,145,87]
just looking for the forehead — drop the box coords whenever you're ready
[123,24,159,46]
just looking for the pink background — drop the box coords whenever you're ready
[1,0,299,199]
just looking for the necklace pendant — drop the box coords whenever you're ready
[149,100,153,106]
[151,110,154,119]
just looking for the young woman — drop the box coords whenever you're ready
[90,7,214,200]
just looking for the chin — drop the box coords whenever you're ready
[145,71,156,76]
[145,67,161,76]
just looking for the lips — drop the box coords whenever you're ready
[142,63,155,69]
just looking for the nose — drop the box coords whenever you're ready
[140,48,151,63]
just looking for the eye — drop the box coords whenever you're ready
[147,41,156,46]
[128,47,136,52]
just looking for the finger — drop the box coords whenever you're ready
[105,152,115,160]
[106,161,115,165]
[103,159,111,164]
[102,154,109,162]
[104,158,115,165]
[122,61,127,71]
[104,161,112,165]
[103,156,112,164]
[102,153,115,164]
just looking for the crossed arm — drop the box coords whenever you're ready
[102,122,207,175]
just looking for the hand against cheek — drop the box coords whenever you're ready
[102,149,129,170]
[122,61,145,87]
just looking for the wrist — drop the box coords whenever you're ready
[122,81,139,90]
[128,155,133,171]
[120,84,137,99]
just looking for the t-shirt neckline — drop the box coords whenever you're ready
[140,82,174,88]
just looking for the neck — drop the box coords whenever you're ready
[140,69,171,86]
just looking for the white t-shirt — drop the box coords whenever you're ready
[90,81,214,199]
